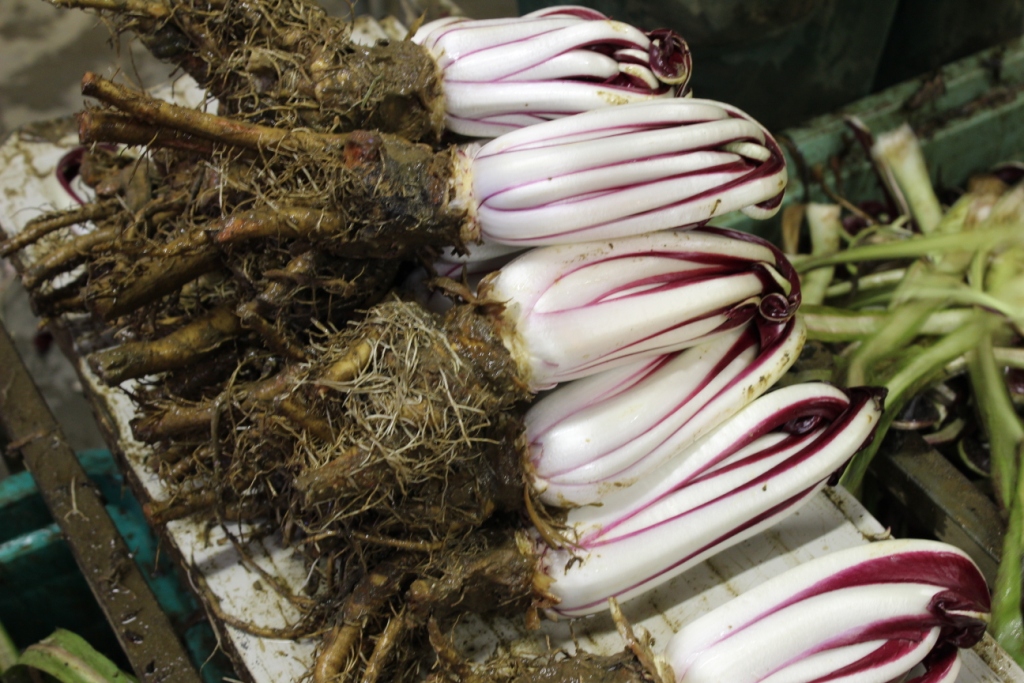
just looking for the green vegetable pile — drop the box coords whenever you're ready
[785,120,1024,660]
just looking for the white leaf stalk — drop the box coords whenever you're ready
[527,316,806,507]
[665,539,990,683]
[481,227,801,390]
[459,98,787,246]
[413,6,691,137]
[540,383,885,616]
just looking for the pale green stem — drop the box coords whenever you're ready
[845,300,942,387]
[16,630,137,683]
[0,622,18,673]
[993,447,1024,663]
[801,203,842,306]
[966,236,1024,511]
[996,348,1024,369]
[841,319,987,492]
[967,329,1024,512]
[797,225,1021,273]
[894,285,1023,324]
[801,306,973,342]
[824,269,906,298]
[871,124,943,234]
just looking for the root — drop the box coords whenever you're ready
[78,110,215,155]
[608,598,674,683]
[31,272,88,313]
[276,396,336,443]
[524,487,574,552]
[59,0,444,139]
[22,226,117,290]
[360,609,407,683]
[293,447,386,504]
[82,73,348,154]
[315,624,358,683]
[158,346,242,400]
[0,200,119,258]
[236,300,307,361]
[144,490,218,523]
[49,0,170,18]
[350,532,442,553]
[144,491,262,524]
[426,620,489,683]
[131,367,301,441]
[317,340,372,386]
[201,582,324,640]
[218,518,317,610]
[407,543,536,622]
[213,207,346,246]
[90,245,222,320]
[88,305,244,384]
[314,557,413,683]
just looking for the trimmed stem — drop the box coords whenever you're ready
[872,124,943,234]
[801,203,842,305]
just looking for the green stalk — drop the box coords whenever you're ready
[968,329,1024,513]
[0,622,18,673]
[15,630,137,683]
[871,124,943,234]
[893,285,1024,324]
[844,300,941,387]
[824,268,906,298]
[841,319,987,492]
[996,347,1024,369]
[796,225,1021,273]
[801,203,842,305]
[801,306,973,342]
[993,457,1024,663]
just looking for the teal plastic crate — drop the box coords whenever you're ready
[0,450,234,683]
